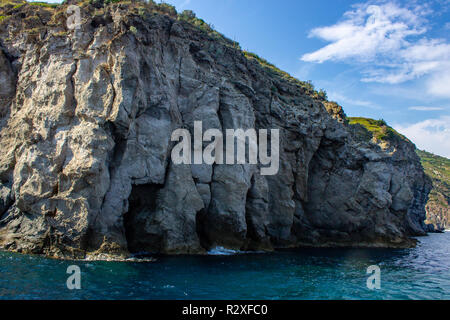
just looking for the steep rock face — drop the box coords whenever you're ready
[0,2,431,259]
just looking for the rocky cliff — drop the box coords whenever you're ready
[0,0,432,260]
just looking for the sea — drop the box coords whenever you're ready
[0,232,449,299]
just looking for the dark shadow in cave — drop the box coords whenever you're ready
[123,183,163,253]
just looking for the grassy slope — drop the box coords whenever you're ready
[347,117,409,143]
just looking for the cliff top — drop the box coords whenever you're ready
[0,0,332,101]
[348,117,410,145]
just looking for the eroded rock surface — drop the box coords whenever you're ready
[0,1,431,259]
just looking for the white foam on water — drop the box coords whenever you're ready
[207,246,239,255]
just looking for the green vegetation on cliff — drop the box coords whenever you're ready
[417,150,450,185]
[242,51,327,99]
[348,117,409,145]
[0,0,23,5]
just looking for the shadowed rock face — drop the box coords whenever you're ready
[0,2,431,260]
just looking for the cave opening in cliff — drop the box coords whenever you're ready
[195,208,210,250]
[123,183,163,254]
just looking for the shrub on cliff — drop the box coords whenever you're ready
[180,9,195,20]
[318,89,327,100]
[157,2,176,16]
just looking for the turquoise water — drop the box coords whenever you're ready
[0,232,449,300]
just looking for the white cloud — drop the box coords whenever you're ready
[301,1,450,98]
[427,66,450,98]
[394,116,450,158]
[408,106,445,111]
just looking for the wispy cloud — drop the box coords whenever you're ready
[408,106,446,111]
[328,92,380,109]
[427,67,450,98]
[302,2,428,64]
[394,116,450,158]
[301,1,450,98]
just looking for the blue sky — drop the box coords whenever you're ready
[40,0,450,157]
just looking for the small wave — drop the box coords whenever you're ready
[207,246,239,255]
[207,246,268,255]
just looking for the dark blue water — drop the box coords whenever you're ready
[0,232,449,300]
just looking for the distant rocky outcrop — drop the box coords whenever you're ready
[0,0,433,260]
[416,150,449,232]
